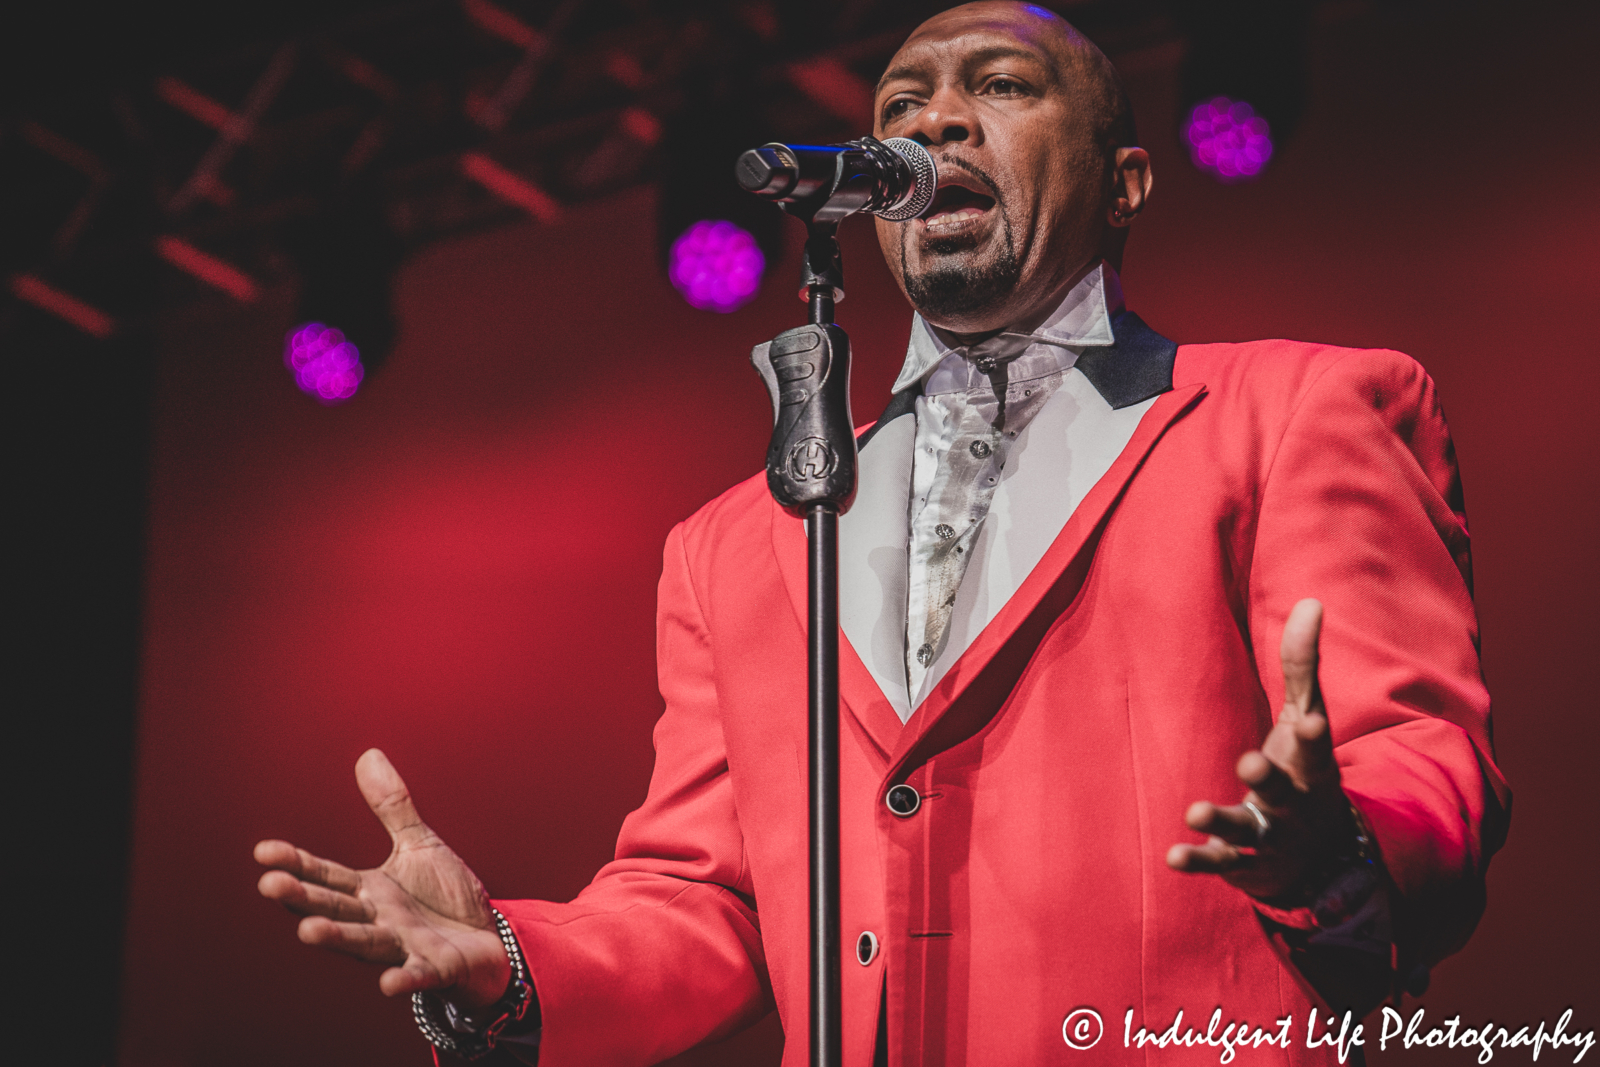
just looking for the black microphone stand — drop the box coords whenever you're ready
[751,216,856,1067]
[743,133,933,1067]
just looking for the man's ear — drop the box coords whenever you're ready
[1106,146,1152,227]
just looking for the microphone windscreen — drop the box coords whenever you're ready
[873,137,938,221]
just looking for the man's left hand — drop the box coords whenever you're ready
[1166,598,1360,902]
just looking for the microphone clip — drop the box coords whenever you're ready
[736,135,937,226]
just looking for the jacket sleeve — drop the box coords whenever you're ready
[494,520,774,1067]
[1245,346,1510,1000]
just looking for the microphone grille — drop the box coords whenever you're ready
[874,137,937,221]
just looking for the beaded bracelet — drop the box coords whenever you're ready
[411,909,532,1062]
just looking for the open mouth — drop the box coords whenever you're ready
[919,179,996,233]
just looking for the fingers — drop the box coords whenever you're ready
[1289,706,1336,780]
[379,958,451,998]
[254,839,362,895]
[1185,800,1262,848]
[258,869,375,921]
[255,841,370,921]
[1279,598,1325,719]
[355,748,435,850]
[297,915,408,966]
[1174,603,1343,896]
[1166,838,1257,875]
[1237,750,1300,808]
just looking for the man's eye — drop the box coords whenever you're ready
[883,98,918,120]
[986,77,1026,96]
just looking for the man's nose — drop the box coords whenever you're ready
[897,88,981,148]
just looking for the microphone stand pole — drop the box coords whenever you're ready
[752,220,855,1067]
[803,223,843,1067]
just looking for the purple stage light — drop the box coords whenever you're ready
[1185,97,1274,182]
[284,322,365,404]
[668,219,765,313]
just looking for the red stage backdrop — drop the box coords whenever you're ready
[119,5,1597,1065]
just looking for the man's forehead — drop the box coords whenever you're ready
[883,3,1076,82]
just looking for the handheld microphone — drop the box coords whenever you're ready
[735,135,937,223]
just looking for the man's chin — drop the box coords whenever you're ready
[902,253,1022,326]
[899,201,1021,325]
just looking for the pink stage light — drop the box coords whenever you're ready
[1185,97,1274,182]
[285,322,365,404]
[668,220,765,313]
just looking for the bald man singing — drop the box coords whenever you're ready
[256,5,1506,1064]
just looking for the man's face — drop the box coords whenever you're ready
[873,3,1109,334]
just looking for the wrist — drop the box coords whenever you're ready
[454,933,513,1014]
[1260,798,1383,918]
[413,909,535,1061]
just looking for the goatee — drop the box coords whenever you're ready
[901,197,1021,322]
[899,154,1021,322]
[902,234,1022,321]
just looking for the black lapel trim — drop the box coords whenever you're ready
[863,307,1176,439]
[856,384,921,451]
[1074,310,1178,410]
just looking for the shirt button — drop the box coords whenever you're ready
[934,523,954,539]
[856,931,880,966]
[970,440,992,458]
[915,643,933,666]
[886,784,921,817]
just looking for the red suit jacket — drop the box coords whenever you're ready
[498,328,1507,1066]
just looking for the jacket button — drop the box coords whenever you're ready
[856,931,880,966]
[886,784,921,817]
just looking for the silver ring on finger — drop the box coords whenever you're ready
[1242,800,1272,848]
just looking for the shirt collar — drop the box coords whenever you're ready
[892,260,1126,395]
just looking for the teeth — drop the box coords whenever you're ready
[924,206,985,231]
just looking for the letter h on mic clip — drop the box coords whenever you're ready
[737,135,936,1067]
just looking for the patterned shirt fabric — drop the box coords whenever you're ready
[897,262,1124,702]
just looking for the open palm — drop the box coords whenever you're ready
[255,749,511,1009]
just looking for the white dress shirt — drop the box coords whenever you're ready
[839,261,1157,720]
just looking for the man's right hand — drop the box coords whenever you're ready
[255,748,512,1011]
